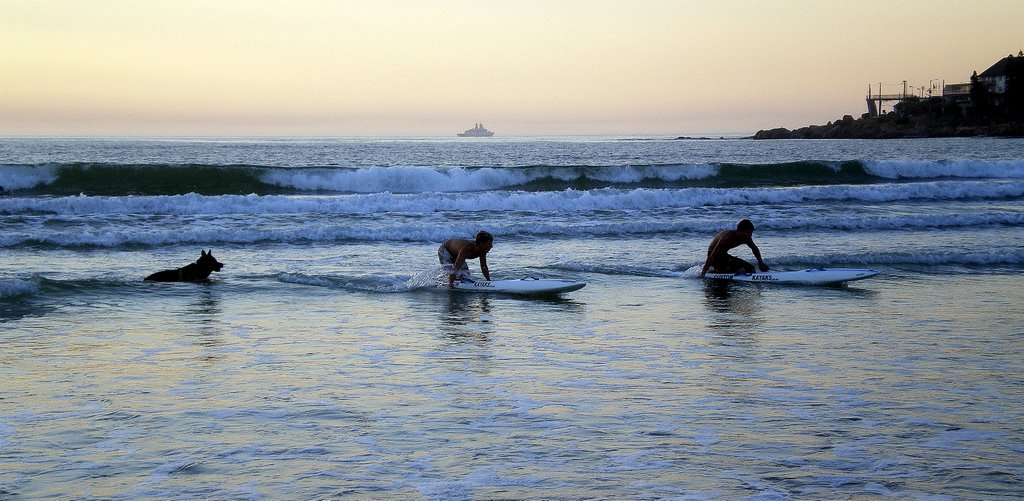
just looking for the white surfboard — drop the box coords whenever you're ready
[703,267,878,285]
[443,278,586,295]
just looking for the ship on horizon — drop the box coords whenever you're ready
[457,123,494,137]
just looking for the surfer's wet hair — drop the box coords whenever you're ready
[475,231,493,245]
[737,219,755,232]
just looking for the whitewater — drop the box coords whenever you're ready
[1,136,1022,499]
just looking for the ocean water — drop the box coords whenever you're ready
[1,136,1022,499]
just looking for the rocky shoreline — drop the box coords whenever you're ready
[754,113,1024,139]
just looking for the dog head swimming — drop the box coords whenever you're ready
[196,250,224,274]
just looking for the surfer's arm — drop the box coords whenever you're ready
[449,250,467,287]
[479,254,490,281]
[748,241,769,271]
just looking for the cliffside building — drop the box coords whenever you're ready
[868,52,1023,118]
[978,54,1018,94]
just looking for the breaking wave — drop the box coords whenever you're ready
[3,181,1023,216]
[2,159,1023,196]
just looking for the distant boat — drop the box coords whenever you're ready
[457,123,494,137]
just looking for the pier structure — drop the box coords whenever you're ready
[865,80,942,117]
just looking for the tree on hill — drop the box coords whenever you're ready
[969,71,992,124]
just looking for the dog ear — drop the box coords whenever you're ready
[201,250,207,257]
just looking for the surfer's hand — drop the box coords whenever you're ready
[759,263,769,272]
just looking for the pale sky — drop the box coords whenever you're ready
[2,0,1021,136]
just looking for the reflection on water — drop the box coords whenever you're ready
[419,293,498,376]
[524,294,587,312]
[181,287,222,320]
[432,291,586,343]
[439,293,494,343]
[702,282,765,334]
[176,287,226,360]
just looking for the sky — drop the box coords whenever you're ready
[2,0,1022,136]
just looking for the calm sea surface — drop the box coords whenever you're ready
[2,136,1023,499]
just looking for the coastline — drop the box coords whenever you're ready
[753,116,1024,139]
[754,114,1024,139]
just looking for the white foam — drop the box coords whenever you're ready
[865,159,1024,179]
[276,272,337,288]
[3,181,1021,217]
[264,166,527,193]
[260,164,720,193]
[0,278,39,297]
[0,164,58,190]
[259,160,1024,194]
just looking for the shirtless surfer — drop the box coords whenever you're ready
[700,219,769,277]
[438,231,493,287]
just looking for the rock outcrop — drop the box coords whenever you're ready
[755,101,1023,139]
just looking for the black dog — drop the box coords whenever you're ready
[145,250,224,282]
